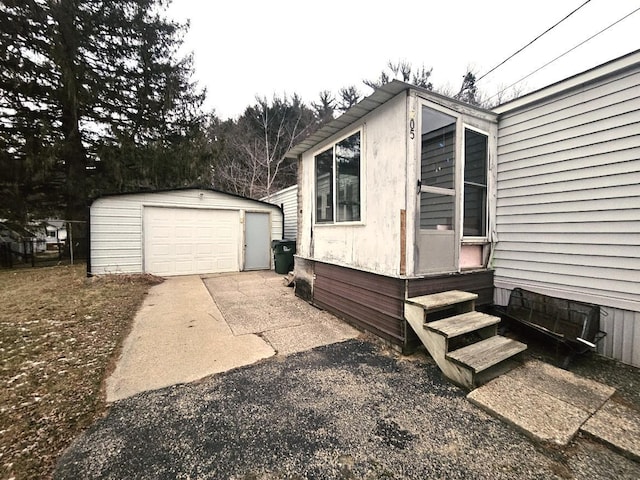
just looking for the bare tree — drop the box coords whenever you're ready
[337,86,362,113]
[312,90,336,124]
[212,94,316,199]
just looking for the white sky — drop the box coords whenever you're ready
[167,0,640,120]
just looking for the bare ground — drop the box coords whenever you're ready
[0,264,161,480]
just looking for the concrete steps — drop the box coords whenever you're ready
[404,290,527,390]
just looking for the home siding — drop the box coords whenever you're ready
[90,189,283,275]
[262,185,298,240]
[493,66,640,314]
[298,93,408,276]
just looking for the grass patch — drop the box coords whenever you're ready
[0,264,162,480]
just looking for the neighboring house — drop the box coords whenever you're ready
[287,49,640,367]
[89,188,283,276]
[30,220,67,252]
[261,184,298,240]
[43,220,67,251]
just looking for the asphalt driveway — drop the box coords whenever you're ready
[55,339,639,479]
[53,271,640,479]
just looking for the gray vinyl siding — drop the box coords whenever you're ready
[493,59,640,366]
[261,185,298,240]
[90,189,282,275]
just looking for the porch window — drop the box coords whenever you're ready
[463,128,488,237]
[315,148,333,222]
[314,131,361,224]
[420,108,456,230]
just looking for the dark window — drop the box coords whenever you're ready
[420,106,456,229]
[464,129,488,236]
[314,131,361,224]
[336,133,361,222]
[315,148,333,223]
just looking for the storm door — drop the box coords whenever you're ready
[416,105,459,274]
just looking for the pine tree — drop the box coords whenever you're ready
[0,0,206,224]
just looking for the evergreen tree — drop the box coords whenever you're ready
[0,0,206,224]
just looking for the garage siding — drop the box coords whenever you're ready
[90,189,283,275]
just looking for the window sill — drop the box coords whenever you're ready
[314,221,365,227]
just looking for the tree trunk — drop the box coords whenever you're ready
[54,0,88,223]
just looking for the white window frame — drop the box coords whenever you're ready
[313,128,364,226]
[461,123,490,242]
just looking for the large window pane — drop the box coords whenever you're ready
[421,107,456,189]
[464,129,488,236]
[315,148,333,223]
[336,132,361,222]
[420,192,454,230]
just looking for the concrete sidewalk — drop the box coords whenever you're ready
[106,271,359,402]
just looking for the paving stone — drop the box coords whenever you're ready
[504,360,615,414]
[468,373,591,445]
[582,397,640,461]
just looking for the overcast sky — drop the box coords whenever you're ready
[166,0,640,120]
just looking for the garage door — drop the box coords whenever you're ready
[143,207,239,276]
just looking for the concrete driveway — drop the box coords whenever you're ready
[106,271,358,402]
[55,271,640,479]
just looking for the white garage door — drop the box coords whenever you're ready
[143,207,239,276]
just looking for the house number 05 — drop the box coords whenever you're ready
[409,118,415,139]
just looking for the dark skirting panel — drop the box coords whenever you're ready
[311,263,494,351]
[407,270,494,306]
[313,262,405,344]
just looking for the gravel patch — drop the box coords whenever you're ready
[55,340,640,479]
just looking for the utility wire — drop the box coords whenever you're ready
[488,6,640,103]
[476,0,592,83]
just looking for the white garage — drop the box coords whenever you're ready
[89,188,283,276]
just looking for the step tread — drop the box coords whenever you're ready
[406,290,478,311]
[425,311,500,338]
[447,336,527,374]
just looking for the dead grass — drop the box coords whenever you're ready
[0,264,162,480]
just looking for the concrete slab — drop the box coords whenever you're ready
[582,397,640,461]
[468,360,616,446]
[106,276,275,402]
[261,316,359,356]
[504,360,615,414]
[203,273,360,344]
[108,271,359,403]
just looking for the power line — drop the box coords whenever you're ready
[476,0,592,84]
[488,6,640,103]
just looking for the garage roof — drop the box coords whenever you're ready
[90,186,281,209]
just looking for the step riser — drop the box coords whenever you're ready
[406,303,475,388]
[405,290,528,390]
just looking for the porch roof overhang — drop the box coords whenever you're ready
[285,81,410,159]
[286,80,497,159]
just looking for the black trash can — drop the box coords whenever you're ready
[272,239,296,274]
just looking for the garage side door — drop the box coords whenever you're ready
[143,207,239,276]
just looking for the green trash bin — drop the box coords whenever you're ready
[272,239,296,274]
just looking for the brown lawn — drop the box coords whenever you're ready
[0,264,161,480]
